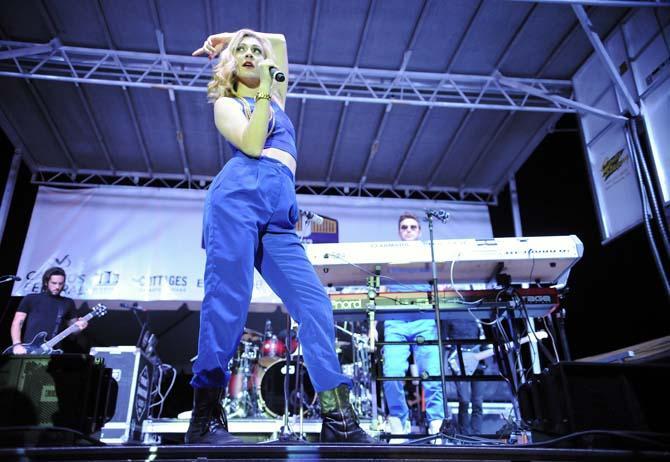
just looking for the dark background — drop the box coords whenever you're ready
[489,115,669,357]
[1,113,669,416]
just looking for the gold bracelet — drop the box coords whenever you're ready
[255,91,271,102]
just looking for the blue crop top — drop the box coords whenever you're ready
[226,97,298,160]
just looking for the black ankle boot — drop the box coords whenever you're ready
[319,384,379,443]
[184,387,241,444]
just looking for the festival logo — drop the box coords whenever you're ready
[22,255,86,296]
[601,149,627,182]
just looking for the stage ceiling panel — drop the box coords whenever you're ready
[0,0,635,200]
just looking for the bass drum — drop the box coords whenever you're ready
[256,358,316,418]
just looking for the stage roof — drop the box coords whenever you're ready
[0,0,654,203]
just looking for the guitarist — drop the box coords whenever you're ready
[9,267,88,354]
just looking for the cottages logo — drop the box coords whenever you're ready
[133,274,188,292]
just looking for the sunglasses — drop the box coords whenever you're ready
[400,224,418,230]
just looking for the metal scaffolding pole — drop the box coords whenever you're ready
[0,152,21,244]
[506,0,670,7]
[509,175,541,374]
[572,4,641,116]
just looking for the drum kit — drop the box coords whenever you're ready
[223,322,375,421]
[224,324,315,419]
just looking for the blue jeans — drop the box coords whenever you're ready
[192,155,351,392]
[382,319,444,425]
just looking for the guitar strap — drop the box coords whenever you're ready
[50,303,66,341]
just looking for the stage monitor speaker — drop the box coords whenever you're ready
[0,354,117,436]
[90,346,155,443]
[519,361,670,435]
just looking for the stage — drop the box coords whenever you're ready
[1,1,670,461]
[1,441,669,462]
[2,412,669,462]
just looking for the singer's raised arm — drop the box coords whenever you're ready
[263,34,288,105]
[193,32,288,107]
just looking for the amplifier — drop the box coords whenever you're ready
[0,354,116,436]
[519,361,670,435]
[91,346,155,443]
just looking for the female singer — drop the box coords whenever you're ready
[186,29,375,445]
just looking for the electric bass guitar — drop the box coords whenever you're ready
[448,330,549,375]
[3,303,107,355]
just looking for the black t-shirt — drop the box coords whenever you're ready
[17,292,77,344]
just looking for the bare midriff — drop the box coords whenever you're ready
[261,147,296,176]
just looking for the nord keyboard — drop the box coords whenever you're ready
[306,235,583,287]
[329,287,560,322]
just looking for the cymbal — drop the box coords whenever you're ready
[241,327,262,341]
[241,334,260,342]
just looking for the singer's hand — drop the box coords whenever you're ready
[258,58,276,93]
[192,33,231,59]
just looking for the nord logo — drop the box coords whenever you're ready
[333,300,362,309]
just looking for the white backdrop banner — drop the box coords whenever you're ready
[12,186,492,304]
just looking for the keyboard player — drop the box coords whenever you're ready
[376,212,445,441]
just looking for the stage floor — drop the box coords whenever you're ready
[1,442,669,462]
[141,401,516,444]
[1,422,668,462]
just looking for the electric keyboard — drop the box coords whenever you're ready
[305,235,583,287]
[329,287,560,321]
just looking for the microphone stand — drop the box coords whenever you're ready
[121,302,147,329]
[409,210,455,445]
[264,312,307,444]
[264,213,312,443]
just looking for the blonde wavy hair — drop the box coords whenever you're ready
[207,29,279,103]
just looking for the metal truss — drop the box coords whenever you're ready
[505,0,670,7]
[294,182,497,203]
[31,170,213,191]
[30,169,496,204]
[0,39,584,115]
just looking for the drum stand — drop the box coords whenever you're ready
[335,324,374,418]
[241,342,261,417]
[225,341,260,418]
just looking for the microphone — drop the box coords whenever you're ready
[269,66,285,82]
[300,209,324,225]
[120,302,145,311]
[0,275,21,282]
[425,208,450,223]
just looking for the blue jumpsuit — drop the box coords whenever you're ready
[192,97,351,393]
